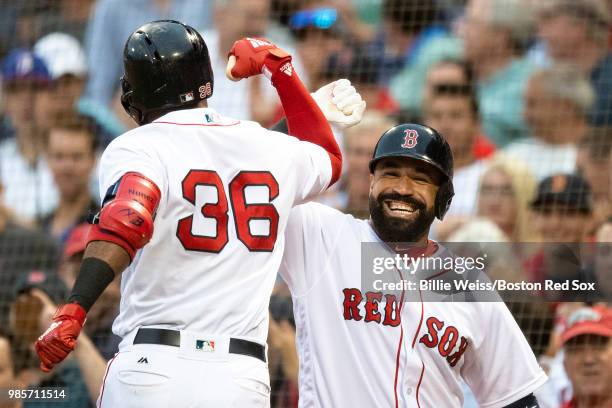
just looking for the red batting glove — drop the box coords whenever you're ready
[226,37,292,81]
[35,303,86,372]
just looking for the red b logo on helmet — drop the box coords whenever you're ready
[401,129,418,149]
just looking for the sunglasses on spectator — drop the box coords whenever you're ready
[290,8,338,31]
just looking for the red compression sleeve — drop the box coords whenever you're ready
[271,67,342,186]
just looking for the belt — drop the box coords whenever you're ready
[133,328,266,363]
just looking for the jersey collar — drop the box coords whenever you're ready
[154,108,239,126]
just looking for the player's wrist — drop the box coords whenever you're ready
[264,54,292,77]
[53,303,87,327]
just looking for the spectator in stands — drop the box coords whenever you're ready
[38,0,96,43]
[504,66,594,181]
[326,48,398,114]
[422,60,474,106]
[386,0,462,116]
[0,49,58,222]
[268,280,298,408]
[477,157,537,242]
[460,0,536,147]
[343,112,396,218]
[525,174,594,292]
[423,59,496,159]
[0,328,20,408]
[530,174,594,243]
[0,181,59,329]
[560,305,612,408]
[423,83,487,219]
[9,270,92,408]
[537,0,612,126]
[593,219,612,300]
[31,287,108,406]
[40,116,99,241]
[57,223,120,360]
[82,0,212,127]
[440,155,537,242]
[576,127,612,232]
[204,0,303,125]
[290,6,344,91]
[34,33,88,126]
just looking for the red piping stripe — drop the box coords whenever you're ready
[97,352,119,408]
[152,120,241,127]
[411,289,424,348]
[393,268,406,408]
[416,362,425,408]
[393,325,404,408]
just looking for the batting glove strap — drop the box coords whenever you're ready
[53,303,87,327]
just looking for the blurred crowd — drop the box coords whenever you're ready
[0,0,610,407]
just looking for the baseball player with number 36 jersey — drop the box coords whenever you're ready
[280,124,547,407]
[34,20,365,408]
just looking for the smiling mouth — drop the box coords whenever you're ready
[383,199,419,218]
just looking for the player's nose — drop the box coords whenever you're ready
[391,176,417,196]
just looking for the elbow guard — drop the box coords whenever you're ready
[88,172,161,260]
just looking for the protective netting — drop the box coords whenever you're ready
[0,0,610,407]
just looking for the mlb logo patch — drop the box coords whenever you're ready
[196,339,215,352]
[180,91,195,103]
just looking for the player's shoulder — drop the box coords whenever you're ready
[291,202,363,231]
[103,124,160,153]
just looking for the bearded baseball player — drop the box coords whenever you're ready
[279,124,547,407]
[34,20,365,407]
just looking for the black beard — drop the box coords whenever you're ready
[369,192,435,243]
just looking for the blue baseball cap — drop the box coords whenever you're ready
[1,48,51,85]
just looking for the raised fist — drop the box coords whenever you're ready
[311,79,367,129]
[226,37,292,81]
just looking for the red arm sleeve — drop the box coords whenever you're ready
[271,67,342,186]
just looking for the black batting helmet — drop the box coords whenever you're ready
[369,123,454,220]
[121,20,214,125]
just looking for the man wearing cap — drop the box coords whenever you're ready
[526,173,594,290]
[560,305,612,407]
[9,269,93,408]
[0,49,59,222]
[531,173,594,243]
[34,33,88,126]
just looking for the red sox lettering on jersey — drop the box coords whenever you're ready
[418,316,469,367]
[342,288,470,367]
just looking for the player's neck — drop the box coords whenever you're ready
[148,101,209,122]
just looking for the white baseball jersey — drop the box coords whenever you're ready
[97,107,332,344]
[279,202,547,408]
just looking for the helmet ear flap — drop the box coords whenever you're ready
[120,76,144,125]
[435,180,454,220]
